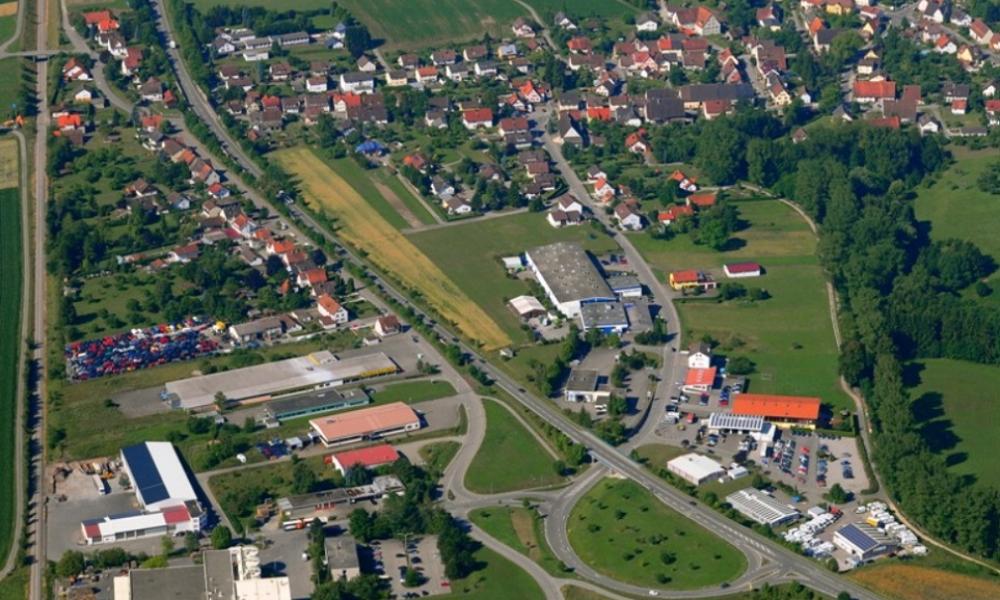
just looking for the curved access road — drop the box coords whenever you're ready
[58,0,134,113]
[0,0,26,54]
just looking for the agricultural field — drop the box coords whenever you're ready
[913,148,1000,292]
[469,505,566,576]
[187,0,330,9]
[0,136,16,187]
[850,560,1000,600]
[327,158,435,229]
[908,358,1000,489]
[630,199,851,413]
[465,398,564,493]
[526,0,638,19]
[0,59,21,120]
[0,183,21,570]
[339,0,523,50]
[443,545,544,599]
[274,147,511,350]
[407,211,617,344]
[567,478,746,589]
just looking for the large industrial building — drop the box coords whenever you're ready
[325,534,361,581]
[730,394,822,427]
[113,546,291,600]
[666,453,725,485]
[82,442,206,545]
[726,488,801,526]
[525,242,616,319]
[833,523,897,560]
[164,350,399,409]
[564,369,612,403]
[309,402,421,446]
[263,387,371,422]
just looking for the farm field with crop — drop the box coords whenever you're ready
[850,561,1000,600]
[630,199,851,413]
[339,0,522,50]
[0,182,22,569]
[273,146,510,350]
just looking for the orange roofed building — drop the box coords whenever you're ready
[730,394,821,427]
[310,402,421,446]
[669,269,717,291]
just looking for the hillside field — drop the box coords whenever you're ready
[630,199,851,413]
[339,0,523,50]
[273,146,511,349]
[908,358,1000,489]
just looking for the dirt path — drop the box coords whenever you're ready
[372,180,424,229]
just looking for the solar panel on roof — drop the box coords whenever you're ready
[122,444,171,506]
[840,524,879,551]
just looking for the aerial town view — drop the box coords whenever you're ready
[1,0,1000,599]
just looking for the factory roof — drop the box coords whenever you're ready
[579,301,629,329]
[310,402,419,443]
[121,442,197,507]
[527,242,613,304]
[325,534,361,571]
[726,488,800,526]
[565,369,600,392]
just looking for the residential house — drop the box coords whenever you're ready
[431,176,455,198]
[339,72,375,94]
[658,204,694,225]
[512,17,535,38]
[462,108,493,129]
[317,294,349,325]
[63,58,91,81]
[853,79,895,103]
[636,13,659,31]
[121,47,143,76]
[614,203,643,231]
[138,78,164,103]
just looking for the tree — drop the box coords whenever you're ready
[211,525,233,549]
[403,567,424,587]
[826,483,850,504]
[185,531,200,555]
[160,535,175,557]
[608,395,628,417]
[726,356,755,375]
[291,458,317,494]
[56,550,85,579]
[345,24,371,58]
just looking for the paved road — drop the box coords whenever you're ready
[59,0,134,113]
[29,0,51,595]
[151,0,263,179]
[0,1,26,55]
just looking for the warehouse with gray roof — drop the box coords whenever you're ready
[525,242,615,319]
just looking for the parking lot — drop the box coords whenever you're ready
[374,536,450,598]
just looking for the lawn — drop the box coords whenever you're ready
[908,358,1000,489]
[442,545,543,599]
[72,272,168,341]
[634,443,687,468]
[0,568,28,600]
[567,478,746,589]
[0,14,15,49]
[418,440,459,474]
[0,186,22,571]
[274,146,511,350]
[370,380,456,404]
[469,505,567,576]
[339,0,523,50]
[0,59,22,120]
[464,398,564,493]
[913,147,1000,291]
[407,212,618,345]
[630,199,851,413]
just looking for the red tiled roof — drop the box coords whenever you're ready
[688,192,716,207]
[725,262,761,274]
[853,80,896,99]
[731,394,821,421]
[463,108,493,123]
[685,367,717,387]
[161,505,191,525]
[329,444,400,471]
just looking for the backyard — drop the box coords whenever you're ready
[407,211,618,345]
[908,358,1000,489]
[630,199,851,413]
[567,478,746,589]
[464,398,564,493]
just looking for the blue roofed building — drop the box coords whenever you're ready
[120,441,199,510]
[833,523,896,561]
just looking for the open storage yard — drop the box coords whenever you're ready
[274,146,511,350]
[908,358,1000,489]
[465,398,564,493]
[407,211,617,344]
[631,199,851,413]
[567,478,746,589]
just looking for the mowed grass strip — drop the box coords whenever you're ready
[444,545,544,599]
[568,478,746,589]
[469,506,567,576]
[850,563,1000,600]
[0,186,23,568]
[339,0,522,49]
[273,147,510,349]
[465,398,563,493]
[909,358,1000,489]
[630,199,851,412]
[370,380,456,404]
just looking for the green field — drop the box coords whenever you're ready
[567,478,746,589]
[188,0,331,9]
[0,568,28,600]
[470,506,567,576]
[407,212,617,344]
[0,60,22,120]
[0,15,15,48]
[465,398,564,493]
[0,185,21,571]
[630,199,851,413]
[417,440,459,474]
[909,358,1000,489]
[443,545,544,599]
[370,379,456,404]
[327,158,436,229]
[527,0,637,19]
[914,147,1000,290]
[340,0,523,49]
